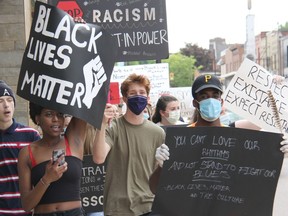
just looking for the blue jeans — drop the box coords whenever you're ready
[86,212,104,216]
[33,208,84,216]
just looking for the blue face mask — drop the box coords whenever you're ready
[143,113,150,120]
[197,98,222,122]
[127,95,148,115]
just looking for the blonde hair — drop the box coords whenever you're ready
[84,124,97,155]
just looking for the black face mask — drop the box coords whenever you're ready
[127,95,148,115]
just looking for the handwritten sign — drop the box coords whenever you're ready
[160,87,194,119]
[111,63,170,106]
[222,58,288,133]
[81,155,106,213]
[152,127,283,216]
[48,0,169,61]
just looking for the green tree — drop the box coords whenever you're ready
[279,22,288,31]
[180,43,214,72]
[163,53,198,87]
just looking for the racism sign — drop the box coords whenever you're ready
[17,2,117,129]
[48,0,169,62]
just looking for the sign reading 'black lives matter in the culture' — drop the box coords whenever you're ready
[17,1,117,129]
[152,127,284,216]
[48,0,169,62]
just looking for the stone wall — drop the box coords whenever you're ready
[0,0,28,124]
[0,0,32,125]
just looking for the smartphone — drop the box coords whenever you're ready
[52,149,65,166]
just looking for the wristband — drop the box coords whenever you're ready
[40,178,50,187]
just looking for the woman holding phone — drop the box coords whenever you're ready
[18,102,87,216]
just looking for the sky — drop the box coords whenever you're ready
[165,0,288,53]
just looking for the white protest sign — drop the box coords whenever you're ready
[111,63,170,106]
[222,58,288,133]
[160,87,194,119]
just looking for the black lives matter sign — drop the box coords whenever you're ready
[48,0,169,61]
[18,2,117,129]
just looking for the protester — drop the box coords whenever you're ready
[143,103,153,121]
[149,74,288,194]
[92,73,165,216]
[111,104,120,119]
[0,81,40,215]
[82,124,104,216]
[152,95,185,126]
[17,102,87,215]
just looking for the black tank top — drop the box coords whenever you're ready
[29,137,82,204]
[31,157,82,204]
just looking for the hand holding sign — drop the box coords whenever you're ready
[155,143,170,167]
[83,56,107,108]
[280,134,288,154]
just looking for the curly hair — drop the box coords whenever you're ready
[29,102,44,125]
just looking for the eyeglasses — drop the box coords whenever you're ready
[42,111,65,118]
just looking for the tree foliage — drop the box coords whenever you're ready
[163,53,198,87]
[180,43,214,72]
[279,22,288,31]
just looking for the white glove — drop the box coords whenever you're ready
[155,144,170,167]
[280,134,288,153]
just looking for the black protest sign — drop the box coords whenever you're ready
[17,1,117,129]
[81,155,106,213]
[48,0,169,62]
[152,127,284,216]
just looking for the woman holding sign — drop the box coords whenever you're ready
[18,102,87,216]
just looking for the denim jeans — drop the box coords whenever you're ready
[33,208,84,216]
[86,212,104,216]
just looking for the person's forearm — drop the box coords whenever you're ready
[92,122,110,164]
[21,177,50,212]
[149,166,162,194]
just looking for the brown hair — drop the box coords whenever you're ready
[152,95,178,124]
[120,73,151,97]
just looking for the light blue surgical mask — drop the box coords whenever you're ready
[197,98,222,122]
[143,113,150,120]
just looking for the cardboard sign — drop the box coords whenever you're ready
[152,127,283,216]
[48,0,169,61]
[81,155,106,213]
[161,87,194,119]
[108,82,120,104]
[17,2,117,129]
[222,58,288,133]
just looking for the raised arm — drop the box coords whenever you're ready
[65,116,87,159]
[92,103,115,164]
